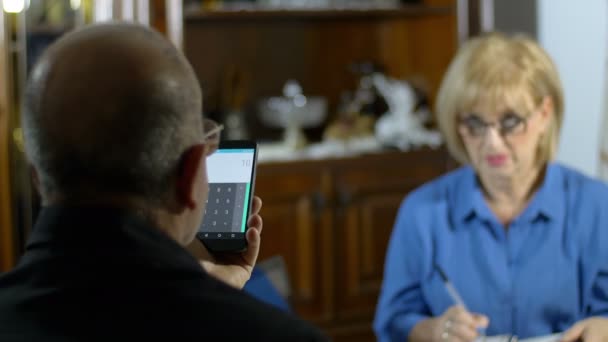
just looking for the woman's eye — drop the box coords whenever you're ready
[463,115,484,127]
[501,113,524,131]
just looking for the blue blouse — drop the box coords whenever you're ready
[374,163,608,341]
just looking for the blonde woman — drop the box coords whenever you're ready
[374,32,608,342]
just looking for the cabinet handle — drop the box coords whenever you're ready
[312,191,325,214]
[338,187,352,207]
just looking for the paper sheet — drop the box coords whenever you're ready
[477,333,562,342]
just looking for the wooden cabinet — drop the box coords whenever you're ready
[256,148,451,341]
[255,164,334,322]
[183,2,458,339]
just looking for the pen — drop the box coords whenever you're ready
[435,264,467,308]
[434,264,487,337]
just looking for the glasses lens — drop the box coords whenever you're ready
[499,114,526,136]
[461,116,487,137]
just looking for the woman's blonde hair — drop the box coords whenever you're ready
[435,32,564,165]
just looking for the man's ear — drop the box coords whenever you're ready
[176,144,206,209]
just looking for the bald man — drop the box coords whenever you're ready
[0,23,327,341]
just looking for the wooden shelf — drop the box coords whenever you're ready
[184,0,457,151]
[184,4,453,21]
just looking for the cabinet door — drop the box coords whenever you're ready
[255,162,334,325]
[333,150,449,324]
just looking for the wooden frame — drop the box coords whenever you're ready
[0,9,15,272]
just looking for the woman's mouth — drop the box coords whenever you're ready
[486,154,508,167]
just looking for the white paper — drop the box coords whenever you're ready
[476,333,562,342]
[520,333,562,342]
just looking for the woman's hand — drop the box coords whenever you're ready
[410,306,489,342]
[561,317,608,342]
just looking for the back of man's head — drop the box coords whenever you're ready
[22,22,203,205]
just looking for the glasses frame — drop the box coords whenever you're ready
[201,118,224,156]
[458,109,539,139]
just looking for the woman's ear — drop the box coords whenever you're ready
[538,96,554,133]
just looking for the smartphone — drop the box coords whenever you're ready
[197,140,258,253]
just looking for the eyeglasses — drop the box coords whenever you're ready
[458,110,536,138]
[202,118,224,156]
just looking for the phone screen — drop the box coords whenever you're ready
[197,144,256,245]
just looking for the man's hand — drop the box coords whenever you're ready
[186,196,263,289]
[561,317,608,342]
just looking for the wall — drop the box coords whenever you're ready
[537,0,607,177]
